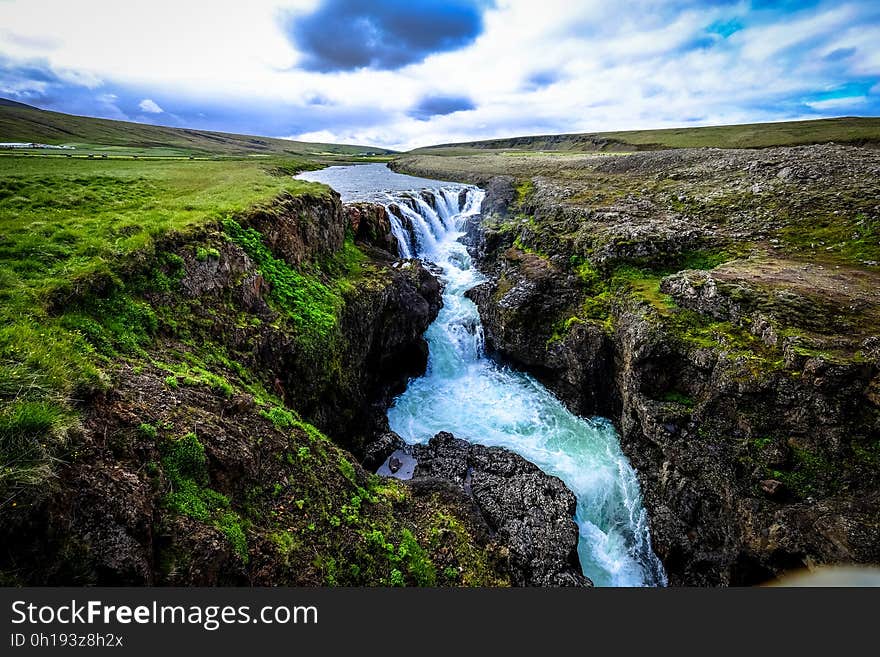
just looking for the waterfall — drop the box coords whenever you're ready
[382,187,482,260]
[387,211,413,259]
[297,163,666,587]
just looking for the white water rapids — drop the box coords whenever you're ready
[298,164,666,586]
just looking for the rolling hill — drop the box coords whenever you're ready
[411,116,880,155]
[0,98,394,158]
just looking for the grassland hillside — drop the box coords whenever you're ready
[412,116,880,155]
[0,99,394,158]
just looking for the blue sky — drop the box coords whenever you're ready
[0,0,878,149]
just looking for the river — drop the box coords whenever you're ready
[297,163,666,587]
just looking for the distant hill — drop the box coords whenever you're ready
[0,98,395,157]
[412,117,880,155]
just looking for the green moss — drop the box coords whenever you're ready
[767,444,839,498]
[338,457,356,484]
[216,512,248,561]
[780,211,880,266]
[389,569,405,587]
[261,405,298,429]
[222,218,341,350]
[192,245,220,263]
[515,180,534,205]
[752,436,773,450]
[398,528,436,586]
[160,432,248,562]
[665,309,779,368]
[260,405,329,445]
[661,390,695,408]
[425,509,509,587]
[138,423,158,439]
[269,530,300,555]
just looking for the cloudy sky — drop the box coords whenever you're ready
[1,0,878,150]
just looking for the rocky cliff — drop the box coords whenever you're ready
[0,187,579,586]
[397,145,880,585]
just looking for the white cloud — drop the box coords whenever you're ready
[805,96,868,111]
[284,130,339,144]
[138,98,164,114]
[0,0,877,150]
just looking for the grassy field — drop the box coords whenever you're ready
[0,154,333,498]
[0,99,399,504]
[0,98,394,158]
[412,116,880,154]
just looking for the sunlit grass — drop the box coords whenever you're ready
[0,155,326,501]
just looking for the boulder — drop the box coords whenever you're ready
[411,432,591,587]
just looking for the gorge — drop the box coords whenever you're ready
[299,164,667,587]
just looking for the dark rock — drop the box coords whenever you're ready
[388,456,402,473]
[245,192,345,267]
[411,432,592,587]
[228,394,255,415]
[480,176,516,217]
[362,431,405,471]
[344,203,398,255]
[465,274,615,418]
[447,152,880,585]
[761,479,785,498]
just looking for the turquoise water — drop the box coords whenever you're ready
[298,164,666,586]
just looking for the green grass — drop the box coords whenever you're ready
[0,154,332,502]
[412,117,880,154]
[780,211,880,266]
[0,98,394,158]
[0,400,72,502]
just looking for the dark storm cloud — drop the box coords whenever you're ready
[407,94,475,120]
[282,0,492,72]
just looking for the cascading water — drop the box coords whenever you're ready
[297,164,666,587]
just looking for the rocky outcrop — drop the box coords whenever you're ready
[409,432,591,587]
[449,150,880,586]
[344,202,399,255]
[245,192,346,266]
[466,277,616,418]
[174,194,441,455]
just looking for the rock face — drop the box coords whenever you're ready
[410,432,591,587]
[246,192,346,267]
[175,194,442,454]
[403,146,880,586]
[0,191,472,586]
[344,202,399,255]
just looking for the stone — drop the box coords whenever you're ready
[761,479,785,498]
[411,432,591,587]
